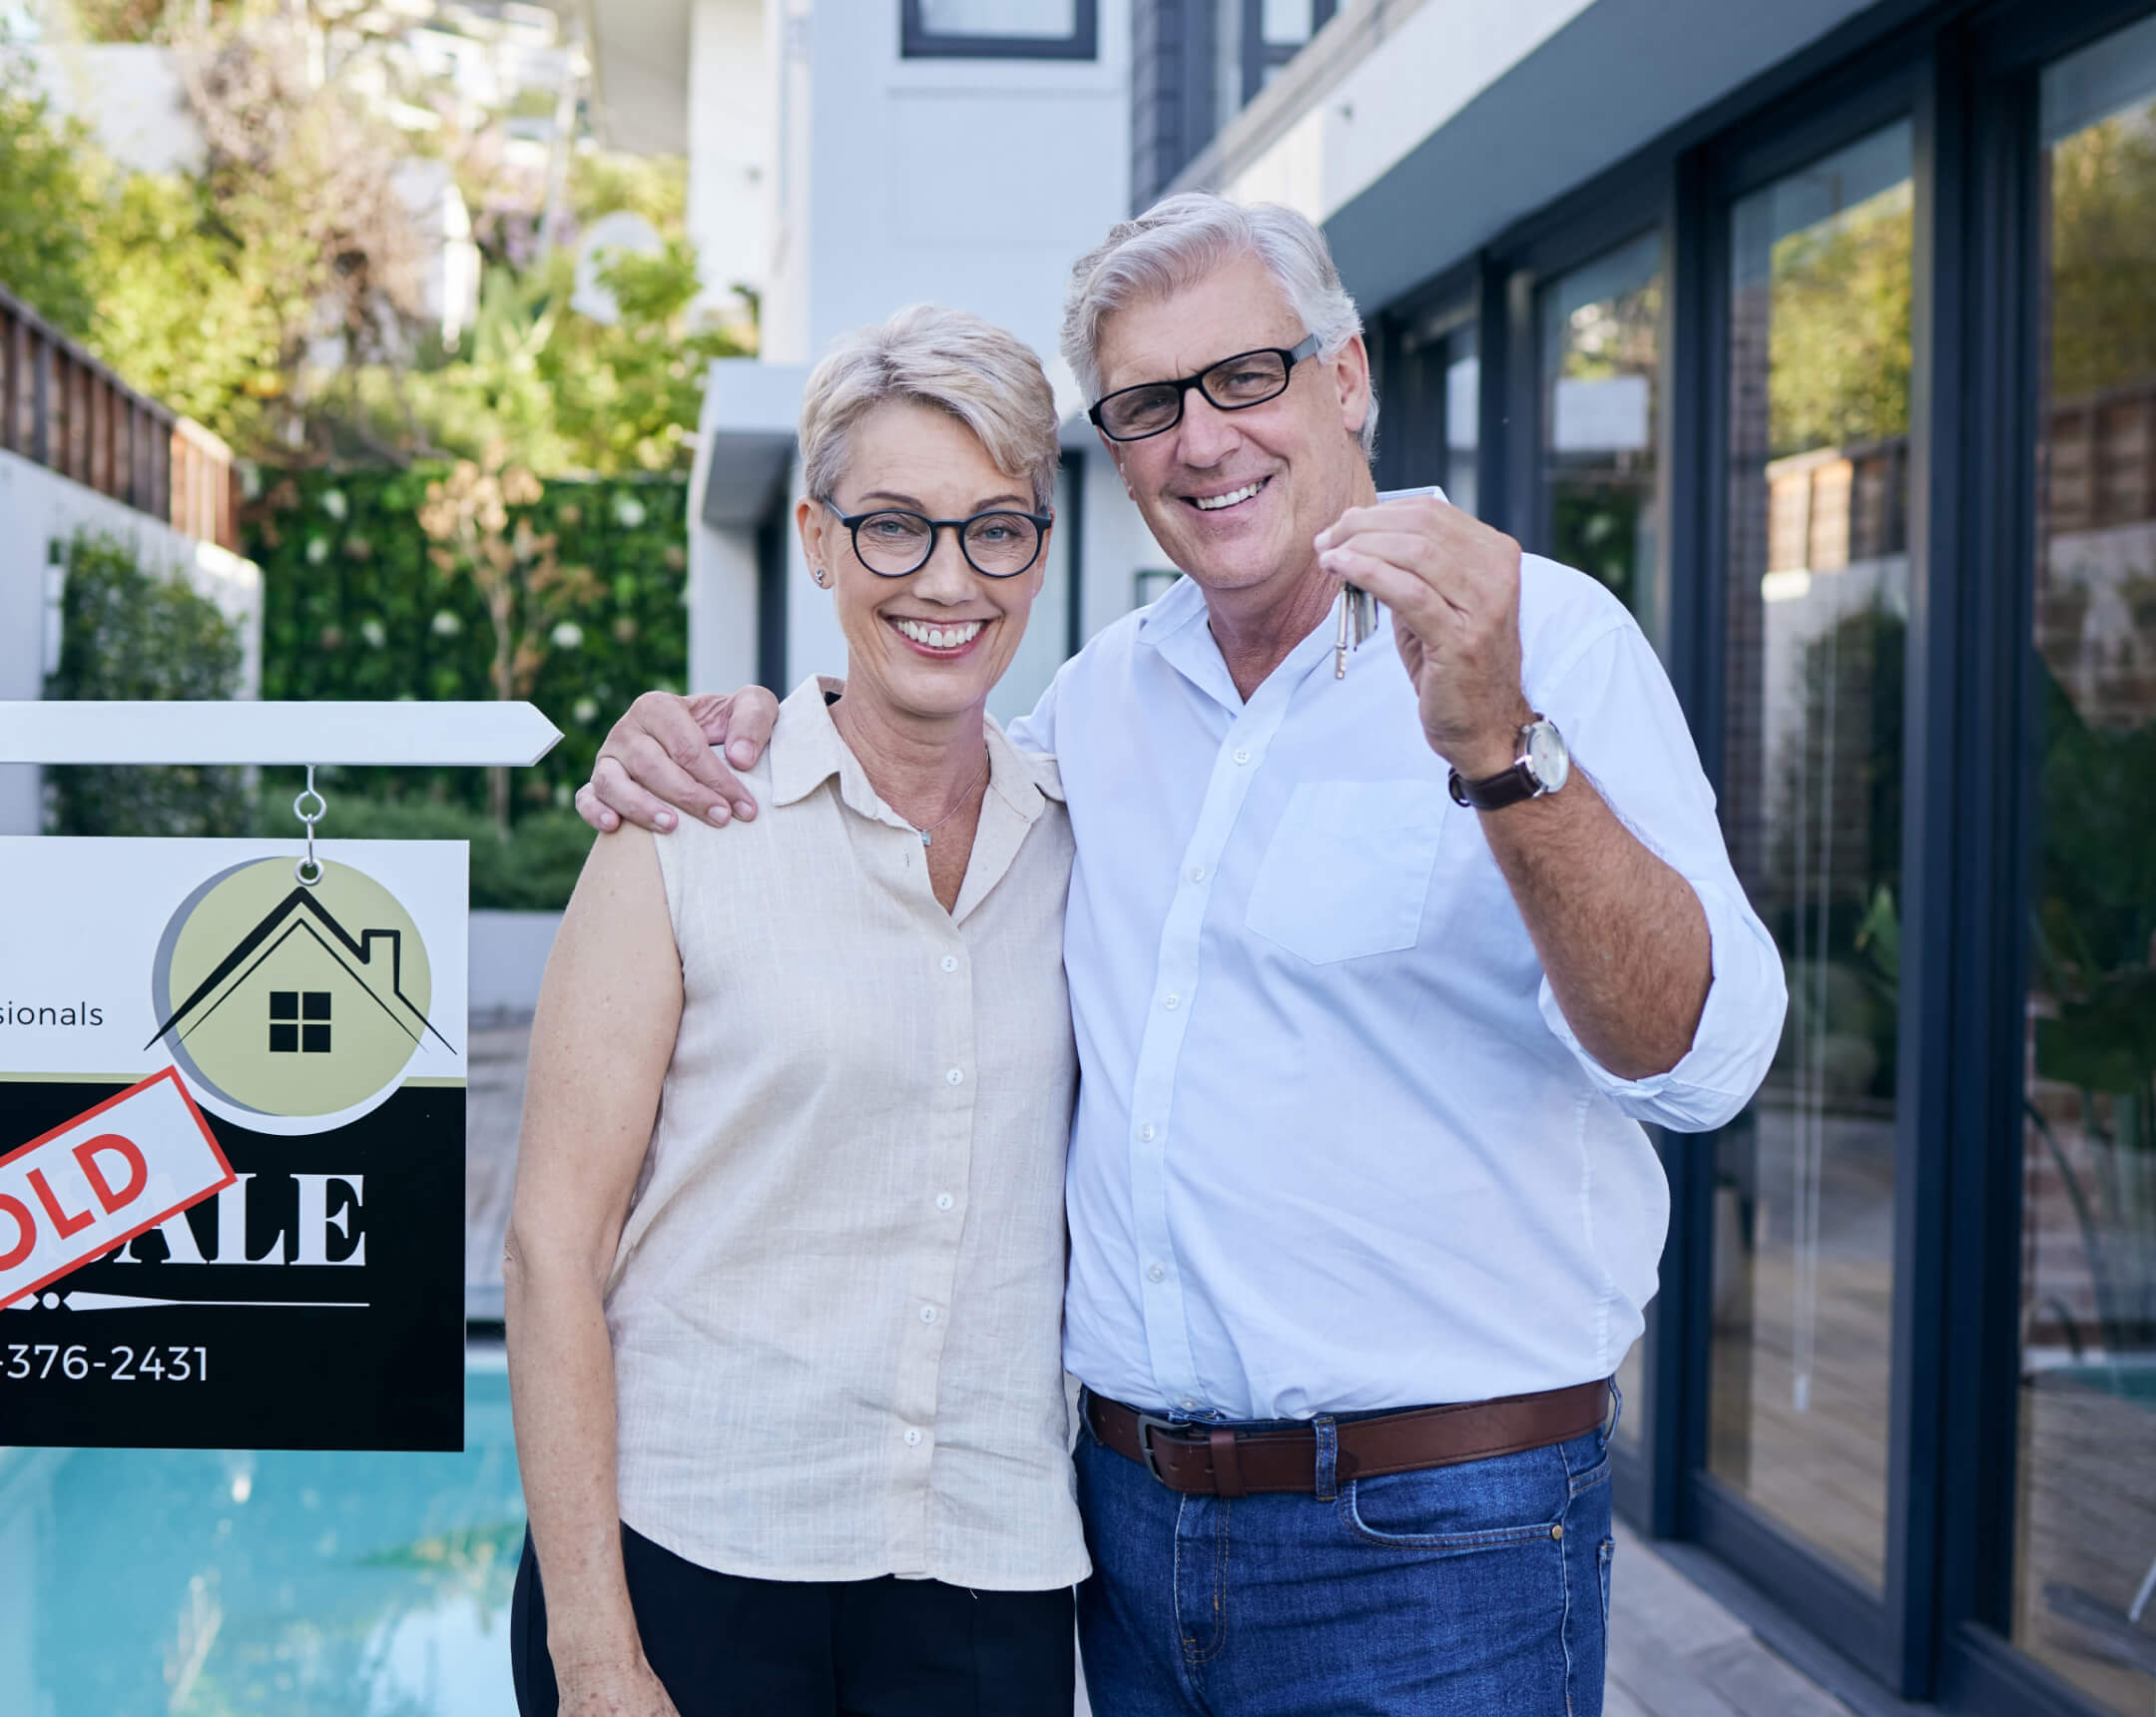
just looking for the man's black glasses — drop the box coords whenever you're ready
[821,498,1051,579]
[1087,333,1322,442]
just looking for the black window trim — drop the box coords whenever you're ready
[899,0,1098,61]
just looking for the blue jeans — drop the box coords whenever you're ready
[1074,1402,1615,1716]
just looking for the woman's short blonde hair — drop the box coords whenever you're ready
[800,304,1061,512]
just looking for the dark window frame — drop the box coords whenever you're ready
[1238,0,1338,109]
[1358,3,2156,1710]
[899,0,1098,61]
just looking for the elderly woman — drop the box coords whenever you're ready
[502,304,1085,1717]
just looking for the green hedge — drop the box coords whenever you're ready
[248,788,595,910]
[251,467,690,816]
[45,532,249,837]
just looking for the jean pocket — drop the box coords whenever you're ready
[1342,1444,1569,1553]
[1244,781,1445,964]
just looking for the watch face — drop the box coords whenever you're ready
[1526,721,1570,794]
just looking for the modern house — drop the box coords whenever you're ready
[596,4,2155,1715]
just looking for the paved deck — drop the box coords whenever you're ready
[467,1014,1858,1716]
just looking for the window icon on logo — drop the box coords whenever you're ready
[269,990,332,1054]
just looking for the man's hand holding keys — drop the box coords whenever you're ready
[1315,490,1536,783]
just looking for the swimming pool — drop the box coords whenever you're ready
[0,1347,524,1717]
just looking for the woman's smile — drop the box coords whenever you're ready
[887,614,990,656]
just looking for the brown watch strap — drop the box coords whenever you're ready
[1447,759,1539,811]
[1086,1381,1611,1496]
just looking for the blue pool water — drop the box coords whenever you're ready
[0,1350,524,1717]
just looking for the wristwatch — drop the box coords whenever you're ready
[1447,716,1570,811]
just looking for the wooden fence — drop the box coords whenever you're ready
[0,283,239,551]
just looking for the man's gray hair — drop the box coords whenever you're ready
[801,303,1061,511]
[1060,192,1376,460]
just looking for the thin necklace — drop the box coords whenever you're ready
[909,751,990,848]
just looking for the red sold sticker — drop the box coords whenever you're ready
[0,1069,236,1311]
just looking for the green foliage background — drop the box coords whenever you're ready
[44,533,249,838]
[250,467,689,817]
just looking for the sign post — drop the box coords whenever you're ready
[0,701,560,1451]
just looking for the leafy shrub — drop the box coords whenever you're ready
[251,788,594,910]
[44,532,248,837]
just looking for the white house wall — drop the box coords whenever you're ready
[1216,0,1595,224]
[0,449,264,837]
[688,0,771,317]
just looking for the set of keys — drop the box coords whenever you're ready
[1331,484,1446,679]
[1333,583,1378,679]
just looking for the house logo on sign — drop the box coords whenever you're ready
[146,858,455,1129]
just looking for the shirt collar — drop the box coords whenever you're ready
[1137,576,1346,716]
[769,675,1061,826]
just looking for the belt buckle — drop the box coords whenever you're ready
[1132,1411,1196,1487]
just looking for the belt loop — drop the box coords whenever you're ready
[1604,1377,1623,1447]
[1208,1429,1247,1499]
[1313,1415,1339,1501]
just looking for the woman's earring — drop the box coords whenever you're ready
[811,566,828,587]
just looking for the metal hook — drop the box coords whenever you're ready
[292,764,326,887]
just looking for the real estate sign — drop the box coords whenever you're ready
[0,838,467,1450]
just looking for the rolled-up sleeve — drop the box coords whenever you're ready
[1529,605,1789,1132]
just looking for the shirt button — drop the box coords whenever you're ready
[1180,1399,1198,1410]
[1147,1263,1166,1283]
[919,1305,938,1324]
[934,1192,954,1211]
[1188,865,1205,883]
[945,1067,964,1086]
[1138,1123,1156,1142]
[939,954,958,973]
[1163,993,1180,1010]
[1233,748,1251,765]
[902,1428,922,1446]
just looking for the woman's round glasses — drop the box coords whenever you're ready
[1086,333,1321,442]
[821,498,1049,578]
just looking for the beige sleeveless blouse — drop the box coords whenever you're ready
[604,678,1087,1591]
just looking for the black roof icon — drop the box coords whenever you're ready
[148,883,455,1056]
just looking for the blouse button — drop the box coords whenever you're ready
[939,954,959,972]
[934,1193,954,1211]
[1234,748,1252,765]
[1147,1263,1166,1283]
[902,1428,922,1446]
[946,1067,964,1086]
[1163,993,1181,1011]
[919,1305,938,1324]
[1138,1123,1156,1142]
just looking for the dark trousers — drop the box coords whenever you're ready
[511,1524,1075,1716]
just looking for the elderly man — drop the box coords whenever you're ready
[577,194,1785,1716]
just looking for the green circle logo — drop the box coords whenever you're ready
[149,858,437,1120]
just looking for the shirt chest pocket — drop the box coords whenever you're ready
[1243,781,1446,964]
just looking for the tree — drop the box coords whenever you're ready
[2048,109,2156,398]
[417,446,602,830]
[0,62,101,336]
[1767,182,1914,457]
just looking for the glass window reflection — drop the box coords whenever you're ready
[1384,303,1478,518]
[2015,19,2156,1714]
[1538,233,1665,631]
[1712,121,1914,1594]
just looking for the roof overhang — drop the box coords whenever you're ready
[700,430,797,528]
[694,358,812,529]
[1321,0,1883,308]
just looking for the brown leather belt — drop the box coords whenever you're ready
[1085,1382,1611,1497]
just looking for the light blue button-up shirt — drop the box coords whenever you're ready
[1007,553,1785,1420]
